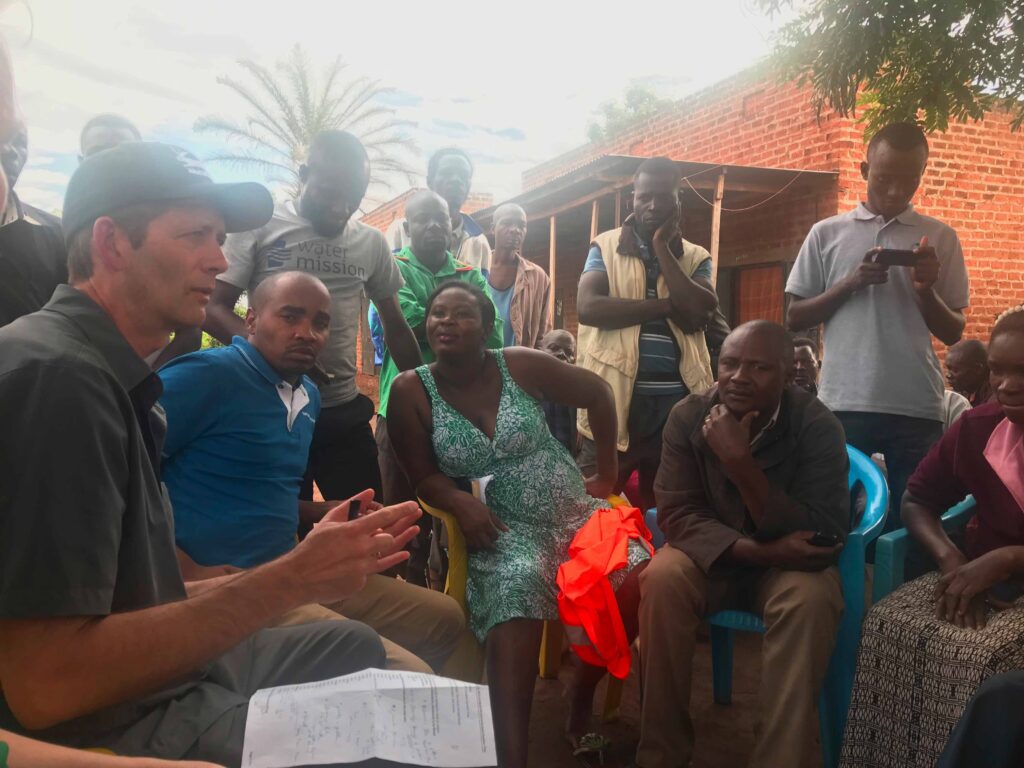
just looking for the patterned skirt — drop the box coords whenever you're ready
[840,572,1024,768]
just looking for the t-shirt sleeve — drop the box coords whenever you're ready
[935,227,970,310]
[365,231,405,302]
[693,258,713,282]
[219,229,259,289]
[396,264,426,330]
[583,245,606,274]
[158,354,225,459]
[785,226,826,298]
[0,364,129,617]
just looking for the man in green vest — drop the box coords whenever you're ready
[576,157,718,512]
[374,189,501,585]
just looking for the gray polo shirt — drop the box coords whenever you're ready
[786,203,969,421]
[220,201,404,408]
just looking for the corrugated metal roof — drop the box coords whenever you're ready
[473,155,837,228]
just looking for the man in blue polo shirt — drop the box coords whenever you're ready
[161,271,326,567]
[160,270,465,674]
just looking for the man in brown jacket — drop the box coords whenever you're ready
[486,203,551,348]
[637,320,849,768]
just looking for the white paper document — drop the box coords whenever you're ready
[241,668,496,768]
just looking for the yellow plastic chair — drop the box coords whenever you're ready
[419,494,630,720]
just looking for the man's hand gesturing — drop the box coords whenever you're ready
[283,489,421,604]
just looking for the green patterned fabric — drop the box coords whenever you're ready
[416,350,607,641]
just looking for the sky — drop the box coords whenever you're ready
[2,0,782,215]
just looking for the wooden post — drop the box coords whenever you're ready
[709,170,727,287]
[549,215,557,327]
[590,199,600,240]
[614,189,622,227]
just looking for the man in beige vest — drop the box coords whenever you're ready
[576,157,717,510]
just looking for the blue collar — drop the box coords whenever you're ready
[231,336,287,387]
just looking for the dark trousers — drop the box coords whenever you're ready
[936,671,1024,768]
[578,428,663,512]
[834,411,942,529]
[375,416,430,586]
[301,393,381,513]
[835,411,942,572]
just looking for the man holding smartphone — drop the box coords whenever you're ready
[638,321,849,768]
[786,122,969,535]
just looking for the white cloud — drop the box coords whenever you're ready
[5,0,781,210]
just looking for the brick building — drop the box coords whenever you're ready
[358,64,1024,385]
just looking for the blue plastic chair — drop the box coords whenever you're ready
[872,495,976,603]
[644,444,888,768]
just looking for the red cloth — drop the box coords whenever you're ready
[556,505,652,679]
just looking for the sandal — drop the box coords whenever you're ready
[567,732,611,765]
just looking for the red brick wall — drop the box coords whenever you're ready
[523,68,860,191]
[524,65,1024,347]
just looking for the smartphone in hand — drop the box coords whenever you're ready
[874,248,917,267]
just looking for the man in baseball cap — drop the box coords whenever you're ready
[59,141,273,344]
[63,141,273,237]
[0,142,423,764]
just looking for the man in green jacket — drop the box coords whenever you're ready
[374,190,501,585]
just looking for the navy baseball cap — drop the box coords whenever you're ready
[62,141,274,241]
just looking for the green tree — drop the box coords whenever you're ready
[196,44,417,199]
[587,84,674,143]
[760,0,1024,134]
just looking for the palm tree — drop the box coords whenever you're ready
[196,45,417,203]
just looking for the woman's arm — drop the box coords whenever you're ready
[503,348,618,497]
[902,492,968,574]
[387,372,508,551]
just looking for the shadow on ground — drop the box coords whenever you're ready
[526,631,766,768]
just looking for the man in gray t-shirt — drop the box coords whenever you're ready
[786,122,969,535]
[206,130,421,505]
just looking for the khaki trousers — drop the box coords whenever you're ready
[276,574,466,675]
[637,545,843,768]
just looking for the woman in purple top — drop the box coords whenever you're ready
[840,306,1024,768]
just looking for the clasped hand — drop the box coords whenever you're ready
[453,493,509,552]
[934,548,1014,630]
[702,404,757,466]
[761,530,842,572]
[652,210,709,333]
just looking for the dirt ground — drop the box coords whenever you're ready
[526,631,773,768]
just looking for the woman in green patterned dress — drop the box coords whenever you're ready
[389,282,649,768]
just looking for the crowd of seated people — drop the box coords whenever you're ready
[4,29,1024,768]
